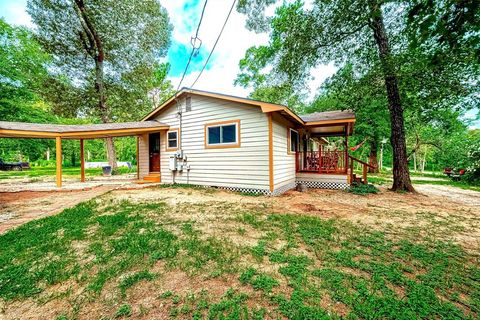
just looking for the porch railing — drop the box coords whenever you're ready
[295,150,347,174]
[348,155,376,184]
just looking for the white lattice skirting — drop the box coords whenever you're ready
[295,180,348,190]
[218,186,271,196]
[161,180,346,196]
[272,182,297,196]
[211,182,297,196]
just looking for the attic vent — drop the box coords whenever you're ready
[185,97,192,112]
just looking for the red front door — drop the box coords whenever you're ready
[149,133,160,172]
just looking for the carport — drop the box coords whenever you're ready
[0,120,169,187]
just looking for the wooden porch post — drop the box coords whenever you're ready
[344,124,349,174]
[56,136,62,188]
[80,139,85,182]
[136,136,139,180]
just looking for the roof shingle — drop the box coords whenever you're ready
[299,110,355,123]
[0,120,168,133]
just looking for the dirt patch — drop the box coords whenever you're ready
[0,187,113,234]
[0,191,53,204]
[1,183,478,319]
[273,186,479,252]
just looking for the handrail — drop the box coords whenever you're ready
[348,155,376,185]
[348,155,376,169]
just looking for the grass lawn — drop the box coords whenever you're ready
[0,186,478,319]
[0,166,135,180]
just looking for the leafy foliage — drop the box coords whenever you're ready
[347,183,379,195]
[406,0,480,61]
[27,0,173,121]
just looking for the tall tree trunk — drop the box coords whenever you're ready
[421,147,427,172]
[368,0,415,192]
[413,152,417,172]
[75,0,117,172]
[368,139,379,173]
[95,58,118,171]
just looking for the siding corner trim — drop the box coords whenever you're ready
[268,113,274,192]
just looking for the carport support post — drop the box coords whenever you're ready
[56,136,62,188]
[80,139,85,182]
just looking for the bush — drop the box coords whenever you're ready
[347,183,379,195]
[463,141,480,185]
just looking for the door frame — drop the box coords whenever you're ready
[148,132,161,173]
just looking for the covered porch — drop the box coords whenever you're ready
[295,110,373,187]
[0,120,169,188]
[297,110,354,173]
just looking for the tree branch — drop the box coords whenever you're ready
[315,22,368,48]
[73,0,104,61]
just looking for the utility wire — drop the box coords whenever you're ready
[191,0,236,89]
[175,0,209,92]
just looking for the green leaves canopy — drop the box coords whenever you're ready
[27,0,173,121]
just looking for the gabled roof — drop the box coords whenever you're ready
[0,120,169,139]
[141,88,355,132]
[142,88,305,125]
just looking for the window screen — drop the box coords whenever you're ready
[290,129,299,153]
[207,123,238,145]
[167,131,178,149]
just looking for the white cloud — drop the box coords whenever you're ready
[163,0,335,100]
[163,0,268,97]
[0,0,33,28]
[1,0,336,102]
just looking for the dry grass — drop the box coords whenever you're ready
[0,185,479,319]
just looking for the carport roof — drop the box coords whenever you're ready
[0,120,169,139]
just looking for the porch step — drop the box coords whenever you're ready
[142,173,161,183]
[352,173,364,184]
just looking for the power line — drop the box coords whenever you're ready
[175,0,209,92]
[191,0,236,88]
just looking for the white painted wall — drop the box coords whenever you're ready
[272,113,296,191]
[138,134,149,179]
[153,95,270,190]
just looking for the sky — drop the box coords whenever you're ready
[0,0,478,127]
[0,0,335,99]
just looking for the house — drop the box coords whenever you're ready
[0,88,371,193]
[137,88,364,195]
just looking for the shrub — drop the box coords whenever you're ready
[347,183,379,195]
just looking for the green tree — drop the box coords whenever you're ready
[236,0,479,191]
[0,18,48,109]
[27,0,172,170]
[237,0,417,191]
[306,64,390,172]
[406,0,480,61]
[0,18,56,161]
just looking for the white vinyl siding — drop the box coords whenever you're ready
[137,134,149,179]
[154,95,270,190]
[296,172,348,184]
[272,113,296,190]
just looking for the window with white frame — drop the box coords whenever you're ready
[166,129,179,150]
[205,120,240,148]
[289,128,299,154]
